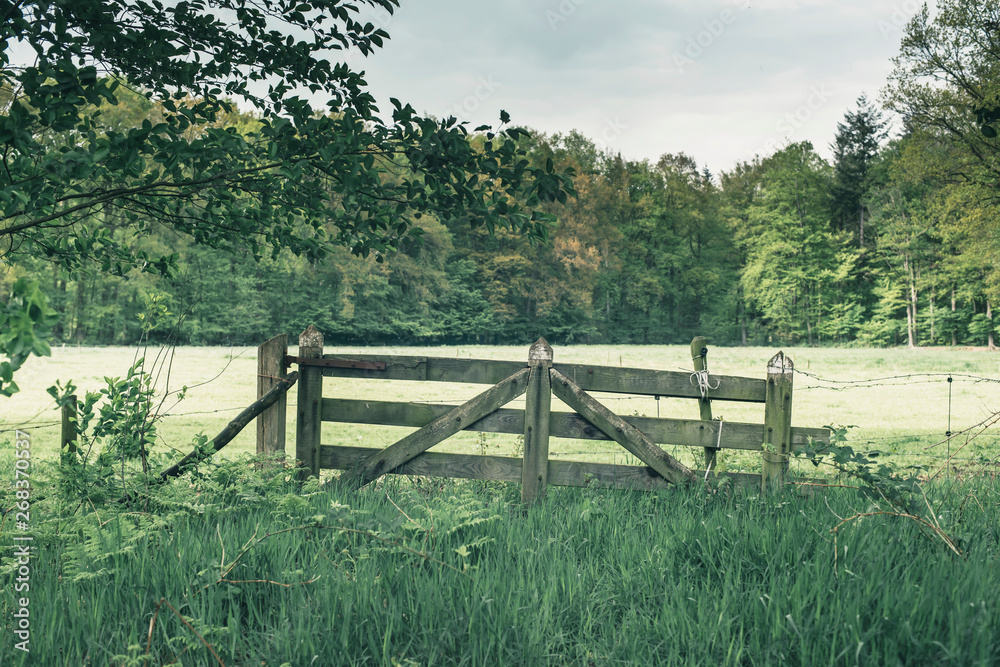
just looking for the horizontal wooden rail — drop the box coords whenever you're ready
[554,363,766,402]
[312,355,767,402]
[321,398,830,450]
[286,355,386,370]
[317,355,523,385]
[323,445,823,491]
[322,445,763,491]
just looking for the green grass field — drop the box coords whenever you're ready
[3,343,999,477]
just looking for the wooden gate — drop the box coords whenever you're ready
[257,327,830,500]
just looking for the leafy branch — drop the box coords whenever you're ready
[796,425,965,558]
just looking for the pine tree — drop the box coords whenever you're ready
[831,94,889,249]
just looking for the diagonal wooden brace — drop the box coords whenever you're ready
[550,368,698,485]
[339,367,531,490]
[160,371,300,483]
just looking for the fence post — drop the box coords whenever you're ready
[295,325,324,480]
[690,336,716,473]
[761,351,794,491]
[61,395,77,457]
[521,338,553,503]
[257,334,288,459]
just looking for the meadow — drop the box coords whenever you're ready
[0,466,998,665]
[1,343,999,665]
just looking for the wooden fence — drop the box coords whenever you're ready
[256,326,831,500]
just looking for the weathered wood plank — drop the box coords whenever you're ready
[321,398,830,450]
[321,444,763,490]
[521,338,553,503]
[550,368,698,485]
[323,444,827,492]
[552,363,766,402]
[337,368,531,490]
[295,326,324,480]
[257,333,288,456]
[318,354,525,385]
[690,336,717,471]
[791,426,830,444]
[762,351,794,492]
[324,445,522,482]
[313,353,766,402]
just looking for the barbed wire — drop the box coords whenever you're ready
[159,406,247,418]
[881,452,982,462]
[851,433,1000,446]
[0,421,61,435]
[793,369,1000,390]
[0,405,248,436]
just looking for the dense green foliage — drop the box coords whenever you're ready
[0,0,571,271]
[0,278,57,396]
[1,461,997,665]
[7,121,998,348]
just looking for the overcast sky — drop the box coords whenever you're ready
[341,0,932,175]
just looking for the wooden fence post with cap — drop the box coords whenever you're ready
[521,338,553,503]
[295,325,324,480]
[256,333,288,460]
[690,336,716,473]
[761,351,794,492]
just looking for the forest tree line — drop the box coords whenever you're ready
[5,95,997,349]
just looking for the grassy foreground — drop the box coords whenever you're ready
[1,344,999,665]
[1,463,998,666]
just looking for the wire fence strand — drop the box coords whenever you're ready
[793,369,1000,390]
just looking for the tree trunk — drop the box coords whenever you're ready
[72,276,88,343]
[859,207,864,248]
[929,289,935,344]
[738,287,748,345]
[805,290,813,346]
[988,301,996,350]
[906,302,915,348]
[790,291,797,345]
[817,291,823,345]
[905,256,917,348]
[951,287,957,346]
[51,263,65,340]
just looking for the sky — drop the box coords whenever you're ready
[340,0,933,175]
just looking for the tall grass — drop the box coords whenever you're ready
[2,461,998,666]
[2,344,998,664]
